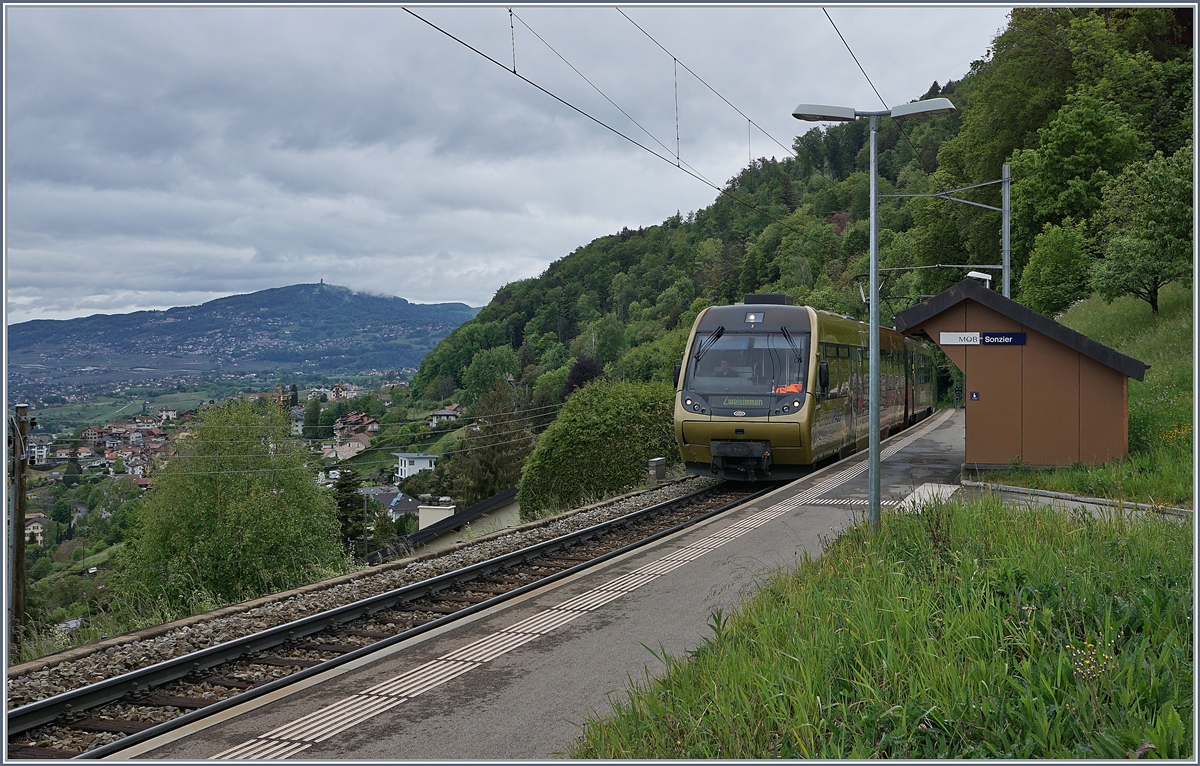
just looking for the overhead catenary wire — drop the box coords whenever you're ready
[821,7,889,111]
[821,7,940,174]
[508,7,517,72]
[611,7,858,196]
[401,7,840,256]
[615,7,799,160]
[507,9,716,187]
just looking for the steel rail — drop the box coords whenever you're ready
[4,481,763,755]
[79,481,777,759]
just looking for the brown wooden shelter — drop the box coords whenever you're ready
[893,280,1148,468]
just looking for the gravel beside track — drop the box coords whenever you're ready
[8,477,717,710]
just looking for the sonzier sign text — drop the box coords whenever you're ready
[981,332,1026,345]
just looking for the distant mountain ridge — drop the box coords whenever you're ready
[9,283,480,374]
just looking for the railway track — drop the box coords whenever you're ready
[8,480,774,759]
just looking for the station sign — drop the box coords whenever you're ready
[981,332,1026,345]
[939,331,1027,345]
[940,332,980,345]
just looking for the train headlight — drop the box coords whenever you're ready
[793,400,801,408]
[684,398,692,406]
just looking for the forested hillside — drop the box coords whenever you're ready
[413,8,1191,406]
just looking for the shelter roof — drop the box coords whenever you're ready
[892,280,1148,381]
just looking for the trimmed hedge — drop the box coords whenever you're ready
[518,380,676,519]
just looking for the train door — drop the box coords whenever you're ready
[847,346,864,453]
[812,343,835,457]
[904,348,913,426]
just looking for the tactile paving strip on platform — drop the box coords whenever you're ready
[209,410,953,760]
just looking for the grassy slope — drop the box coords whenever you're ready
[983,284,1193,507]
[572,496,1192,758]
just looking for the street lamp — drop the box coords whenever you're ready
[793,97,956,534]
[966,270,994,288]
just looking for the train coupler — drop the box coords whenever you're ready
[710,440,773,482]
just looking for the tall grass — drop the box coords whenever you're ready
[14,586,223,665]
[986,285,1192,506]
[572,496,1192,759]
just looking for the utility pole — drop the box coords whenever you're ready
[10,405,30,653]
[362,494,369,561]
[1001,164,1011,298]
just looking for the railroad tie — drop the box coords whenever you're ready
[292,643,360,654]
[72,717,158,735]
[440,593,493,605]
[462,584,517,595]
[416,604,469,615]
[207,676,254,689]
[9,745,85,759]
[252,657,323,669]
[142,693,217,710]
[338,629,394,639]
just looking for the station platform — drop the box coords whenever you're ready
[124,409,965,761]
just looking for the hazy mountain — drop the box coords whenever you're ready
[9,283,480,376]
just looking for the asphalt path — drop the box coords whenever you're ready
[127,409,965,761]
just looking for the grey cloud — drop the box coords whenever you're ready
[6,5,1012,323]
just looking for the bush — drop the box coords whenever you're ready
[518,380,676,520]
[117,400,346,609]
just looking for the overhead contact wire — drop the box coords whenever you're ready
[401,7,800,232]
[822,7,936,173]
[508,10,715,186]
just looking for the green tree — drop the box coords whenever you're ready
[86,476,141,516]
[462,346,520,404]
[1018,222,1091,316]
[303,396,321,439]
[592,314,628,365]
[1092,141,1193,313]
[1009,92,1142,277]
[454,383,535,507]
[50,499,72,542]
[117,400,344,608]
[62,460,81,489]
[332,468,364,556]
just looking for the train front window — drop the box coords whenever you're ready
[685,331,809,396]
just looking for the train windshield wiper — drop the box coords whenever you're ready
[780,326,803,361]
[693,326,724,362]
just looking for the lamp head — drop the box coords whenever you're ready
[966,270,993,285]
[889,97,956,120]
[792,103,857,122]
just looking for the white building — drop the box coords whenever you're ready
[394,452,438,480]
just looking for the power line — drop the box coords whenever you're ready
[508,9,718,188]
[101,422,554,478]
[401,7,812,241]
[821,7,938,174]
[616,7,798,160]
[84,401,565,433]
[159,417,552,461]
[821,8,889,111]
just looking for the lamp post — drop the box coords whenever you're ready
[793,97,956,534]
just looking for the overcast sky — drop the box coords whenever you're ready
[5,4,1012,324]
